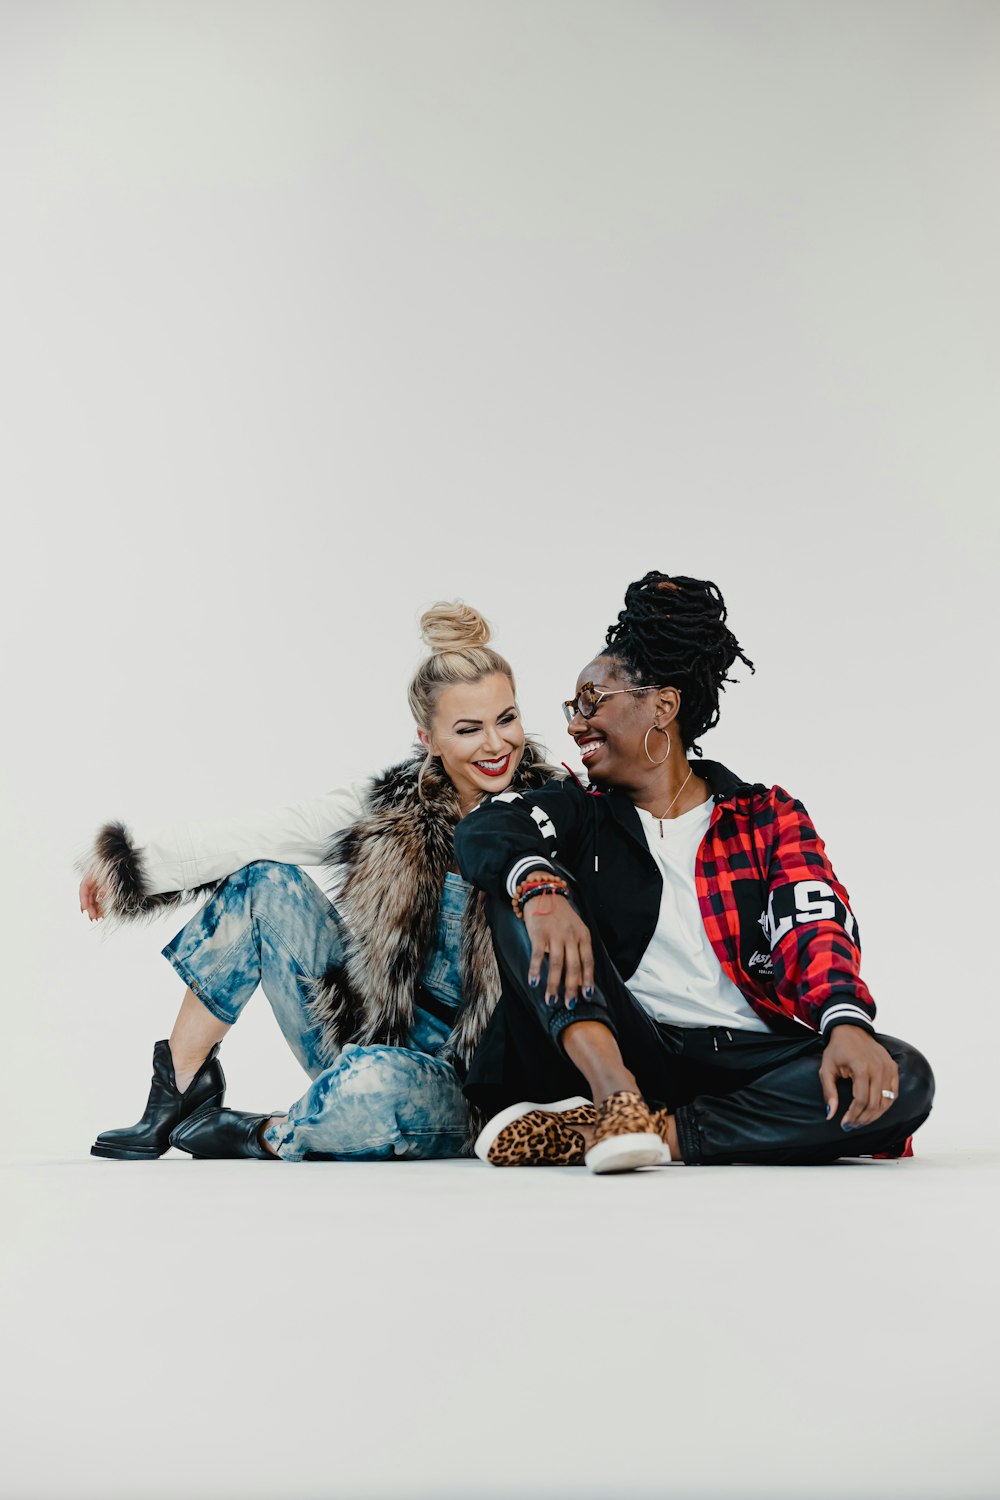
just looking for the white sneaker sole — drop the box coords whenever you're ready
[474,1096,592,1163]
[584,1133,665,1175]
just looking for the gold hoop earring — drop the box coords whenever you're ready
[643,725,670,765]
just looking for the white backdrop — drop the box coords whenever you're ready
[1,0,997,1160]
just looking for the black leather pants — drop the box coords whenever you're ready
[463,896,935,1165]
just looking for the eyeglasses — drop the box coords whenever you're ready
[561,682,657,723]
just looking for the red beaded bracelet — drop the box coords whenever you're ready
[512,873,570,919]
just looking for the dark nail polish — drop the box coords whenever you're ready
[584,987,594,999]
[842,1122,855,1132]
[567,997,577,1010]
[529,976,538,988]
[825,1105,832,1119]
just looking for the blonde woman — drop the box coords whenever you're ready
[80,605,557,1161]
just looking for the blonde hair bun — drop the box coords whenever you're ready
[419,601,492,656]
[408,600,513,736]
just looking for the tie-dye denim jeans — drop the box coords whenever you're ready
[160,861,472,1161]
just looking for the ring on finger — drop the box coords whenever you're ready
[881,1089,896,1100]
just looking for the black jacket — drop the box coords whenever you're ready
[454,761,876,1038]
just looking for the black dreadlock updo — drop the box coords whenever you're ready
[602,572,754,754]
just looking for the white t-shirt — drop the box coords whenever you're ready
[625,795,770,1032]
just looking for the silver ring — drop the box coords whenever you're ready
[881,1089,896,1100]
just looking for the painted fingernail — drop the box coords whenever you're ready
[529,976,538,988]
[546,994,556,1007]
[842,1122,855,1132]
[584,987,594,999]
[567,996,577,1010]
[825,1104,832,1119]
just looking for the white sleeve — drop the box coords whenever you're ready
[132,783,369,894]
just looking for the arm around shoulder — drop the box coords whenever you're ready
[455,780,587,898]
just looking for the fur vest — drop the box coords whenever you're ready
[308,740,558,1072]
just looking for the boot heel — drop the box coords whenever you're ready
[91,1041,226,1161]
[168,1091,226,1155]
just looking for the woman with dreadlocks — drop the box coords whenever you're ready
[455,572,934,1173]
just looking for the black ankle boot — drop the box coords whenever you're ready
[169,1106,278,1160]
[91,1040,226,1160]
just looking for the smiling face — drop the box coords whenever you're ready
[567,654,678,789]
[418,672,525,812]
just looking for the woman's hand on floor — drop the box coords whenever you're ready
[819,1027,900,1129]
[79,873,105,921]
[524,900,595,1006]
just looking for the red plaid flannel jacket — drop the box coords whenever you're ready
[454,759,876,1038]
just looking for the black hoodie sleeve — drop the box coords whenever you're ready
[454,781,590,898]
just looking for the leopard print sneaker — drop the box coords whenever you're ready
[584,1090,665,1174]
[474,1097,597,1167]
[649,1106,674,1163]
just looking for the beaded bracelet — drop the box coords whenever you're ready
[517,883,570,918]
[512,871,568,907]
[512,873,570,919]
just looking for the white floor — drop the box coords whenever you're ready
[1,1149,997,1500]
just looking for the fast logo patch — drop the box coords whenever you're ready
[763,880,859,949]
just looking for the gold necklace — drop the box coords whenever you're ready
[654,766,693,837]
